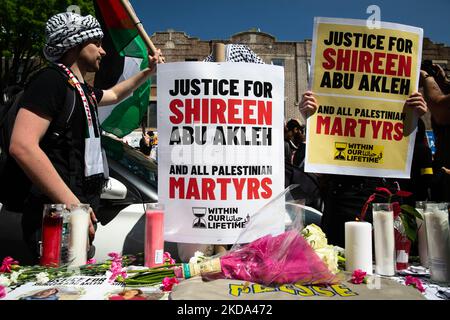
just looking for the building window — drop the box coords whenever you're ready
[185,58,198,61]
[271,58,285,66]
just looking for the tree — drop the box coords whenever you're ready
[0,0,94,96]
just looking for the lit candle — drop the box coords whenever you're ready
[68,204,90,267]
[372,204,395,276]
[145,203,165,268]
[424,203,450,283]
[345,221,373,274]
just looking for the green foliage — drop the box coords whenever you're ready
[400,204,422,243]
[0,0,95,93]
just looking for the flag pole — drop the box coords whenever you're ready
[213,41,228,256]
[119,0,159,56]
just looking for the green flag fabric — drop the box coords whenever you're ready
[95,0,151,138]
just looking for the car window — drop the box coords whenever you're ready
[102,134,158,187]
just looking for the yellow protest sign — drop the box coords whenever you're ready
[306,17,423,178]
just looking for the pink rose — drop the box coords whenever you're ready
[405,276,425,293]
[163,252,176,265]
[351,269,367,284]
[0,286,6,299]
[162,277,179,292]
[0,257,19,273]
[108,252,121,262]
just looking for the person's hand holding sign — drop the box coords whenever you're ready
[299,91,318,118]
[404,91,428,117]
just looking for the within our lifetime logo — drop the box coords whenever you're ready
[334,142,347,160]
[192,207,207,228]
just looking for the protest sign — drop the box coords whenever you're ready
[306,18,423,178]
[157,62,285,243]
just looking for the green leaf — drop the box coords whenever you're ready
[401,204,423,220]
[400,214,417,242]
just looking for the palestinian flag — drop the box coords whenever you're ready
[94,0,150,138]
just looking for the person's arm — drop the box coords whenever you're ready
[99,50,162,106]
[9,108,80,205]
[421,70,450,125]
[9,108,97,239]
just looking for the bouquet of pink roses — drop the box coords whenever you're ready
[175,186,341,286]
[175,229,339,286]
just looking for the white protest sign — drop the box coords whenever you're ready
[157,62,285,244]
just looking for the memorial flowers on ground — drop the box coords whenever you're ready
[404,276,425,293]
[351,269,368,284]
[0,254,136,290]
[301,224,343,274]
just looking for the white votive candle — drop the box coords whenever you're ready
[345,221,373,274]
[424,203,450,283]
[372,204,395,276]
[68,204,90,267]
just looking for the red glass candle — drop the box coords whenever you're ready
[40,205,64,267]
[395,229,411,271]
[145,203,165,268]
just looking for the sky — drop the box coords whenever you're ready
[131,0,450,45]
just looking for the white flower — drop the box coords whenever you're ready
[194,251,205,258]
[189,257,198,264]
[315,245,339,274]
[302,224,328,249]
[35,272,50,284]
[189,251,206,264]
[9,271,21,284]
[0,274,11,287]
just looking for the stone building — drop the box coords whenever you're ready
[145,29,450,129]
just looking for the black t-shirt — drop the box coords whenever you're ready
[19,67,104,202]
[433,121,450,167]
[431,120,450,201]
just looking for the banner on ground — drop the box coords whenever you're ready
[158,62,285,244]
[305,17,423,178]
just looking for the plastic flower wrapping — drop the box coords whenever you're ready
[175,185,342,286]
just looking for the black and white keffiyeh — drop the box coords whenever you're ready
[204,44,265,63]
[44,12,104,62]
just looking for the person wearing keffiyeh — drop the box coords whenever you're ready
[203,44,265,64]
[8,12,163,263]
